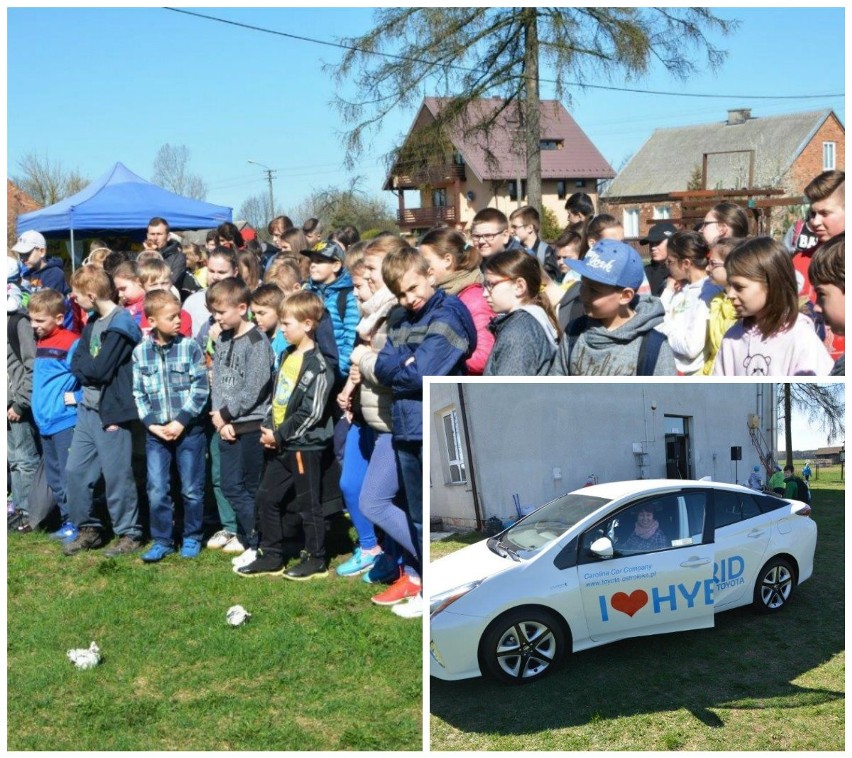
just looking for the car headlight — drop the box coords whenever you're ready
[429,580,483,618]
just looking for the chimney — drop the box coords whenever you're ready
[727,108,752,126]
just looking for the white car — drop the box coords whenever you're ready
[430,479,816,684]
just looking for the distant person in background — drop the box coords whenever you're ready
[302,218,324,248]
[768,465,785,495]
[146,217,186,287]
[330,225,361,252]
[216,222,245,251]
[748,466,762,491]
[14,230,70,296]
[509,206,558,280]
[700,202,750,246]
[585,214,624,247]
[639,222,676,297]
[564,192,595,228]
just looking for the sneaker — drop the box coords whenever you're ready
[180,538,202,559]
[7,510,29,533]
[336,547,382,577]
[62,527,105,556]
[391,592,424,619]
[283,551,329,581]
[361,552,400,584]
[371,571,421,606]
[206,529,236,550]
[50,521,79,541]
[141,542,175,563]
[103,535,144,558]
[221,536,245,554]
[234,550,285,577]
[231,548,257,568]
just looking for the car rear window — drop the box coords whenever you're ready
[753,492,790,514]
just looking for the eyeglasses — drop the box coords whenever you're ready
[483,277,512,293]
[471,232,502,243]
[707,259,725,269]
[510,224,526,232]
[700,220,719,230]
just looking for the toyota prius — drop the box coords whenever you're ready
[429,479,816,684]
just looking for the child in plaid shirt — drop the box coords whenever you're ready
[132,290,209,561]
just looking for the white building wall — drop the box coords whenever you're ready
[429,382,776,530]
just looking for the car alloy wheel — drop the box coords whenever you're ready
[753,558,795,614]
[480,608,566,684]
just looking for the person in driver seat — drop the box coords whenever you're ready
[620,504,668,551]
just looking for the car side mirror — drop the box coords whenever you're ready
[590,536,614,559]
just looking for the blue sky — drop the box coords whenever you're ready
[6,6,845,220]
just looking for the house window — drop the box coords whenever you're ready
[623,209,640,238]
[556,180,567,199]
[653,205,670,220]
[823,142,836,171]
[441,410,466,485]
[432,187,448,208]
[540,139,563,150]
[508,180,526,202]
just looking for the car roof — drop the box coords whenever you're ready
[576,479,759,501]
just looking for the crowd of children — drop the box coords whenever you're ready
[6,169,845,621]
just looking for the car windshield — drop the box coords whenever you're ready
[500,493,610,557]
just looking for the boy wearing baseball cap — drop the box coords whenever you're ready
[549,239,676,376]
[13,230,70,297]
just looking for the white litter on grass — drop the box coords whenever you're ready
[226,605,251,626]
[67,641,101,669]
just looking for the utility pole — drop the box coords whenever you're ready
[247,160,276,220]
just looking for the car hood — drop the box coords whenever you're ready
[430,538,517,595]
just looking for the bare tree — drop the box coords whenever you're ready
[151,144,207,200]
[13,152,88,206]
[779,383,845,466]
[332,8,736,213]
[238,193,271,233]
[292,177,398,235]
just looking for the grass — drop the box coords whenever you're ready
[429,483,844,751]
[7,516,421,751]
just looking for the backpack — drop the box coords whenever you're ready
[793,477,811,505]
[565,316,665,376]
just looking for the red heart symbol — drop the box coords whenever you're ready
[611,590,648,617]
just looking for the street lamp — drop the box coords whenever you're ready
[247,159,276,221]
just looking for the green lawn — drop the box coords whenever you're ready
[429,485,844,751]
[8,518,422,751]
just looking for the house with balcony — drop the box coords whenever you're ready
[601,108,845,242]
[383,97,615,234]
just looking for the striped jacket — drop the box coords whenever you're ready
[264,345,334,452]
[132,334,209,428]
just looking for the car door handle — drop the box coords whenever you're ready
[747,529,766,538]
[680,558,711,568]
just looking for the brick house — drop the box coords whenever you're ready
[601,108,845,242]
[7,179,41,247]
[383,97,614,235]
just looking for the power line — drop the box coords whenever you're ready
[164,7,844,102]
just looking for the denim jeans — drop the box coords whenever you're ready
[41,426,75,520]
[146,425,206,546]
[394,439,423,576]
[218,430,264,548]
[65,404,141,539]
[8,412,40,511]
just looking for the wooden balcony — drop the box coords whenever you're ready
[397,206,457,229]
[392,164,466,189]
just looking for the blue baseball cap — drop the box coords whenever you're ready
[567,239,644,290]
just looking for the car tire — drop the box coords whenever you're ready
[479,608,566,684]
[753,557,795,614]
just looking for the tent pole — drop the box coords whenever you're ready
[70,228,76,272]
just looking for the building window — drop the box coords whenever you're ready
[556,180,567,199]
[653,205,670,220]
[441,410,466,484]
[508,180,526,202]
[823,142,836,171]
[432,187,448,208]
[623,208,640,238]
[540,139,563,150]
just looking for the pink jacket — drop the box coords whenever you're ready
[458,282,496,375]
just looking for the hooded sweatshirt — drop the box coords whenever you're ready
[549,295,676,376]
[305,268,359,376]
[24,256,70,295]
[484,305,558,376]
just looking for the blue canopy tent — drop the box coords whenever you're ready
[16,162,232,268]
